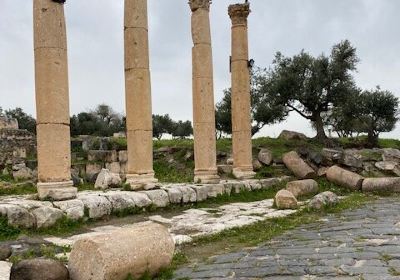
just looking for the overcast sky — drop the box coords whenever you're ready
[1,0,399,138]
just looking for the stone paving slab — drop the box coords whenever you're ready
[173,197,400,279]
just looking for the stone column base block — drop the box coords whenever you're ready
[37,181,77,201]
[282,151,316,179]
[68,222,175,280]
[286,179,318,198]
[194,170,220,184]
[362,177,400,192]
[326,165,364,191]
[232,167,256,180]
[126,173,158,191]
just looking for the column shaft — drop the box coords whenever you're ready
[229,3,255,179]
[34,0,77,200]
[189,0,220,184]
[124,0,157,190]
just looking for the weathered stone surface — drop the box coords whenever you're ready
[321,148,343,165]
[101,191,137,212]
[118,150,128,163]
[382,148,400,162]
[85,162,103,183]
[341,149,363,169]
[12,167,33,181]
[37,181,77,201]
[252,159,262,171]
[278,130,307,141]
[258,148,273,166]
[94,169,122,190]
[0,204,35,229]
[53,199,84,221]
[0,245,11,261]
[317,167,328,177]
[125,192,152,208]
[105,162,121,174]
[326,165,364,190]
[275,190,298,209]
[362,177,400,192]
[87,150,118,163]
[191,185,209,201]
[68,222,174,280]
[286,179,318,198]
[163,187,182,204]
[282,151,316,179]
[142,189,169,208]
[206,184,224,198]
[10,258,68,280]
[217,164,233,175]
[78,194,112,219]
[32,207,63,229]
[308,191,339,210]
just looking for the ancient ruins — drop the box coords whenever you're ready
[31,0,255,201]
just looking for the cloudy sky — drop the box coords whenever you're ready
[1,0,399,138]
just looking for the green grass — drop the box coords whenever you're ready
[0,182,37,196]
[154,160,194,183]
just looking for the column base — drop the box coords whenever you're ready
[126,173,158,191]
[37,181,77,201]
[194,170,220,184]
[233,167,256,180]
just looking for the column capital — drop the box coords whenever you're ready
[189,0,211,12]
[228,3,251,25]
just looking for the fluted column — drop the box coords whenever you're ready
[229,3,255,179]
[124,0,157,190]
[34,0,76,200]
[189,0,220,184]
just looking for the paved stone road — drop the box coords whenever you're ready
[174,197,400,280]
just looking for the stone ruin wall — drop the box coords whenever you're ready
[0,117,36,167]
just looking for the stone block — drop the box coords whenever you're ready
[275,190,298,210]
[282,151,316,179]
[362,177,400,193]
[32,206,64,229]
[326,165,364,191]
[142,189,169,208]
[286,179,319,198]
[78,194,112,219]
[68,223,174,280]
[53,199,84,221]
[87,150,118,163]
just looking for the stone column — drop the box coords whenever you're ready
[189,0,220,184]
[124,0,157,190]
[229,3,255,179]
[34,0,77,200]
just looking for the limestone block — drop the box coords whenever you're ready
[275,190,298,210]
[6,200,52,211]
[192,45,213,79]
[252,159,262,171]
[286,179,318,198]
[217,164,233,175]
[124,192,152,208]
[124,0,148,29]
[192,77,215,123]
[191,9,211,45]
[362,177,400,193]
[12,167,34,181]
[105,162,121,174]
[124,28,150,70]
[37,181,77,201]
[88,150,118,163]
[248,180,262,190]
[118,151,128,163]
[32,206,64,229]
[125,69,152,130]
[0,204,35,229]
[193,123,217,171]
[258,149,273,166]
[33,0,67,49]
[126,130,153,174]
[190,185,209,201]
[95,169,122,190]
[85,162,103,183]
[78,194,112,219]
[163,186,182,204]
[259,178,280,189]
[308,191,339,210]
[68,222,174,280]
[142,189,169,208]
[206,184,224,198]
[101,192,136,213]
[326,166,364,191]
[282,151,316,179]
[178,185,197,203]
[231,25,249,61]
[382,148,400,162]
[34,48,70,124]
[53,199,84,221]
[10,258,69,280]
[278,130,307,141]
[36,124,71,182]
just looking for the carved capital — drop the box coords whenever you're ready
[189,0,211,12]
[228,3,251,25]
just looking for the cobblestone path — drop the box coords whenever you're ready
[174,197,400,280]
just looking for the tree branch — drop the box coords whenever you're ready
[287,104,312,120]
